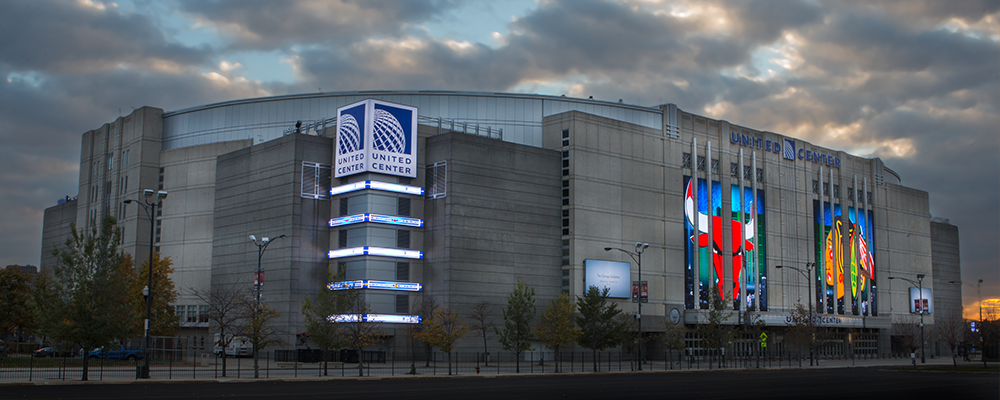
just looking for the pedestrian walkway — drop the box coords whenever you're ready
[3,356,992,386]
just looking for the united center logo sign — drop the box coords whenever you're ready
[335,99,418,178]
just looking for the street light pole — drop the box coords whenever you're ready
[249,234,285,379]
[605,242,649,371]
[123,189,168,379]
[889,274,927,363]
[776,262,815,366]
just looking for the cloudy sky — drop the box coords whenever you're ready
[1,0,997,315]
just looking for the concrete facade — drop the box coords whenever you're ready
[40,91,962,358]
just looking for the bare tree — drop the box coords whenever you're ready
[469,301,495,365]
[892,315,922,360]
[934,312,966,367]
[339,289,380,376]
[193,282,250,377]
[784,301,816,366]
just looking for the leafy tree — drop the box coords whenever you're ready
[0,267,35,338]
[302,271,351,375]
[534,292,579,372]
[697,286,733,368]
[576,285,627,372]
[496,280,536,373]
[933,311,966,367]
[784,301,816,366]
[132,252,179,337]
[740,308,766,365]
[469,301,496,365]
[658,319,687,368]
[406,296,439,368]
[194,281,249,377]
[242,301,286,378]
[340,288,380,376]
[416,308,468,375]
[47,215,139,380]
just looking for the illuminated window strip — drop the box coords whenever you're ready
[327,314,421,324]
[330,181,425,196]
[327,280,423,292]
[328,247,423,259]
[329,213,423,228]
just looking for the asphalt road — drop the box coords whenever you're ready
[2,367,996,400]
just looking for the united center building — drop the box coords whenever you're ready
[41,91,962,358]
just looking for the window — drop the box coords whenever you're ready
[397,197,411,216]
[730,162,739,178]
[711,159,720,175]
[756,168,764,183]
[395,295,409,314]
[697,156,706,172]
[426,161,447,199]
[744,166,752,181]
[397,229,410,248]
[338,230,348,248]
[396,262,409,281]
[812,180,820,194]
[186,305,198,323]
[198,305,209,323]
[833,184,840,198]
[561,129,569,147]
[682,153,692,169]
[562,208,570,236]
[848,187,854,201]
[561,150,570,176]
[339,197,349,216]
[158,167,164,190]
[823,182,830,196]
[867,191,873,204]
[301,162,332,199]
[562,180,569,206]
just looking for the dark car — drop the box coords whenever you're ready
[34,347,76,358]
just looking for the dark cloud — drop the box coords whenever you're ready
[0,0,996,304]
[0,0,212,73]
[177,0,457,50]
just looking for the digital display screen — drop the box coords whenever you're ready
[908,287,933,314]
[327,314,421,324]
[329,214,423,227]
[327,280,422,291]
[328,247,423,259]
[330,181,425,196]
[584,259,631,299]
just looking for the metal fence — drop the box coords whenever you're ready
[2,346,930,382]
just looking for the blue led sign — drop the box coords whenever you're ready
[328,247,423,259]
[329,213,423,227]
[330,180,425,196]
[327,280,423,292]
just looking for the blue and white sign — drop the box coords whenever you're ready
[584,259,631,299]
[328,314,422,324]
[783,138,796,160]
[327,280,423,292]
[335,99,418,178]
[328,247,423,259]
[330,180,425,196]
[730,132,840,168]
[329,214,424,228]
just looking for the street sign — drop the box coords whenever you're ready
[760,332,768,347]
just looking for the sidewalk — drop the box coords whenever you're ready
[3,356,992,386]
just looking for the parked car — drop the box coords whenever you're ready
[88,344,143,361]
[34,347,77,358]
